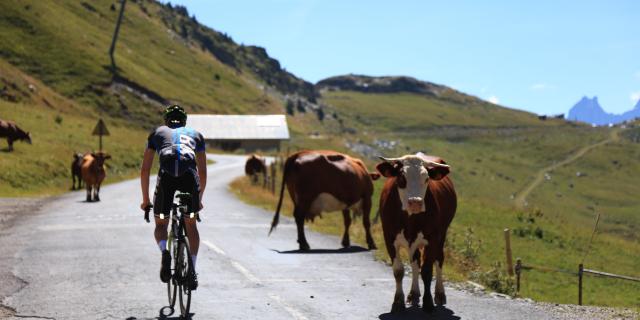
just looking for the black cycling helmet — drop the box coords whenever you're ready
[163,104,187,127]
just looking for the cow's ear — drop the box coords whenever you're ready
[428,166,450,180]
[369,172,381,181]
[376,162,399,177]
[105,153,112,159]
[91,152,97,158]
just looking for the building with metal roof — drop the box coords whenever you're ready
[187,114,290,151]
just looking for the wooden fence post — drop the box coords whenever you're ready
[515,258,522,293]
[578,263,584,305]
[504,228,514,276]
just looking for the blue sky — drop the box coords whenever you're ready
[167,0,640,115]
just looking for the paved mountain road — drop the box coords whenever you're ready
[0,155,627,320]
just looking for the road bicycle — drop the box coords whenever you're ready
[145,192,200,319]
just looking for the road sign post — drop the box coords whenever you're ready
[92,119,110,151]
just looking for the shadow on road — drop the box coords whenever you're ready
[125,306,194,320]
[272,245,369,254]
[379,306,461,320]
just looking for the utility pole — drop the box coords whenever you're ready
[109,0,127,75]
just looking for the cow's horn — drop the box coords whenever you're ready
[424,161,450,168]
[378,156,402,162]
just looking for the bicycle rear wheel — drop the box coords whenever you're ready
[177,238,192,318]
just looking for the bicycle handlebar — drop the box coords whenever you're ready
[144,204,153,223]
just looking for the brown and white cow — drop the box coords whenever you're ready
[81,152,111,202]
[71,153,84,190]
[245,154,267,184]
[0,119,31,152]
[269,150,379,251]
[376,152,456,313]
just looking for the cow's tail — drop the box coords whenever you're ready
[269,157,291,236]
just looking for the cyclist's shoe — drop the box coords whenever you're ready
[160,250,171,283]
[188,272,198,291]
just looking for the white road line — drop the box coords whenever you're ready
[202,240,226,256]
[230,260,261,284]
[268,294,310,320]
[203,238,309,320]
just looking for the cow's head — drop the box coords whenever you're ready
[91,152,112,167]
[376,153,450,215]
[23,132,32,144]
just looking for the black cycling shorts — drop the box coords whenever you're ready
[153,169,200,215]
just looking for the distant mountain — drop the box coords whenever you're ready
[567,96,640,125]
[316,74,448,96]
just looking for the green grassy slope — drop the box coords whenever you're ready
[316,90,639,307]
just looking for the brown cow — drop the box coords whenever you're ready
[0,119,31,151]
[81,152,111,202]
[71,153,84,190]
[245,154,267,184]
[269,150,379,251]
[376,152,456,313]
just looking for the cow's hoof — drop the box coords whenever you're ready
[367,241,377,250]
[86,197,92,202]
[391,301,406,313]
[407,291,420,306]
[434,292,446,306]
[95,197,100,202]
[298,242,310,251]
[422,297,435,313]
[341,238,350,248]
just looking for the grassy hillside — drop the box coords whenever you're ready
[230,88,639,308]
[0,0,327,195]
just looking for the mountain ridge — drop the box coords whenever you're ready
[568,96,640,125]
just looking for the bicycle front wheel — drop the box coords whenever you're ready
[177,238,192,317]
[167,237,178,308]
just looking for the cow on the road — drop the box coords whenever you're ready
[81,152,111,202]
[71,153,84,190]
[0,119,31,152]
[245,154,267,184]
[376,152,456,313]
[269,150,379,251]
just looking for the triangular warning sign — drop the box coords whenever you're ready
[92,119,110,136]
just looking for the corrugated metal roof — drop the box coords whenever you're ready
[187,115,290,140]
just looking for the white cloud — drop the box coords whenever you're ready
[530,83,555,91]
[487,96,500,104]
[631,91,640,104]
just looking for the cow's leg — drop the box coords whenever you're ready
[421,254,435,312]
[434,260,446,306]
[95,185,100,202]
[7,139,13,152]
[294,207,310,251]
[85,185,92,202]
[341,209,351,248]
[71,174,76,190]
[407,249,421,306]
[361,197,376,250]
[391,254,406,313]
[78,175,83,189]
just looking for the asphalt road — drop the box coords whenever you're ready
[0,155,624,320]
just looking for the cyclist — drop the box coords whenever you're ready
[140,105,207,290]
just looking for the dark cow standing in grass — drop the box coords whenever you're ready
[71,153,84,190]
[81,152,111,202]
[270,150,379,250]
[0,119,31,152]
[245,154,267,184]
[376,152,456,313]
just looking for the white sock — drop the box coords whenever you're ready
[158,240,167,252]
[191,255,197,269]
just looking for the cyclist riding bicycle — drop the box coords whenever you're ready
[140,104,207,290]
